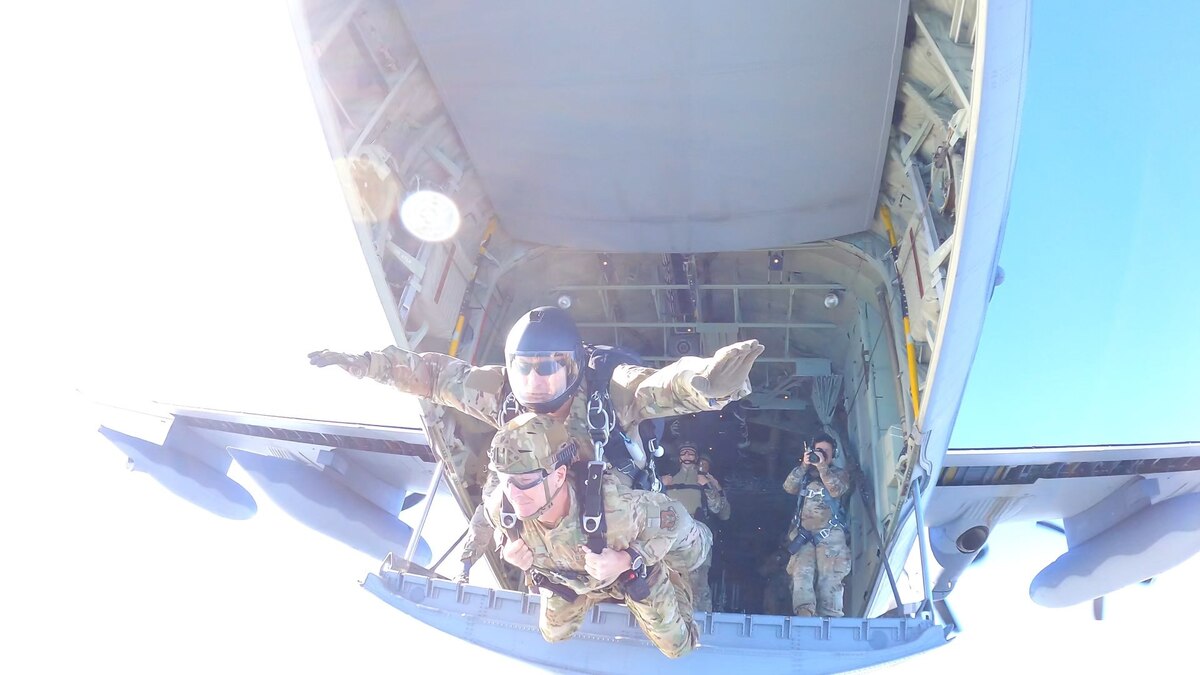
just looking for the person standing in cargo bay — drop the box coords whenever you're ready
[307,306,764,489]
[662,442,730,612]
[782,433,853,617]
[486,414,711,658]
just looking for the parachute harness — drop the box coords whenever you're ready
[582,387,611,543]
[788,471,849,552]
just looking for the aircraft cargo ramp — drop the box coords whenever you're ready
[363,568,948,674]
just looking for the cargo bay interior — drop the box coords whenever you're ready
[292,0,979,617]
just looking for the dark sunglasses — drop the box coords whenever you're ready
[511,357,567,377]
[505,470,549,491]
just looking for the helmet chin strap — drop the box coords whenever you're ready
[521,471,568,522]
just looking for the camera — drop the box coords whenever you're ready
[806,450,823,464]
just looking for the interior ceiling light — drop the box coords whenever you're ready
[557,294,572,309]
[400,190,460,242]
[824,292,840,309]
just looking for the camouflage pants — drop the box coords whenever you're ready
[540,565,699,658]
[688,555,712,613]
[786,529,851,617]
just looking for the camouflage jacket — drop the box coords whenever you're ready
[361,345,748,448]
[483,472,711,595]
[663,465,730,520]
[783,465,851,534]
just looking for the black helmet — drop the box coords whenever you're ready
[504,306,585,413]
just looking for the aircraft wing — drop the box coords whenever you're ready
[930,442,1200,605]
[89,394,449,570]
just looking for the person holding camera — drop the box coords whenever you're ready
[781,432,852,617]
[662,442,731,612]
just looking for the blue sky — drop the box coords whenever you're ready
[3,2,1198,673]
[952,2,1200,448]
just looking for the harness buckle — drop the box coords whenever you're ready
[498,392,523,425]
[586,391,612,464]
[647,437,664,458]
[586,391,611,437]
[619,569,651,602]
[580,460,607,542]
[787,528,813,554]
[648,472,662,493]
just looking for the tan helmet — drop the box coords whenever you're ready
[488,412,581,475]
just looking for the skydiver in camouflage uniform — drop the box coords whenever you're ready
[661,443,730,612]
[485,414,711,659]
[308,306,764,487]
[782,433,852,617]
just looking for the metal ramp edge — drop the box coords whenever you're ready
[362,571,949,674]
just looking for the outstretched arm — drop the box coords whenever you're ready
[611,339,765,424]
[309,346,437,395]
[309,346,507,428]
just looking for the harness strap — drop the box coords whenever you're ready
[584,354,662,493]
[500,493,585,601]
[529,570,579,602]
[577,460,607,553]
[504,466,651,602]
[497,390,523,426]
[790,523,843,545]
[500,494,520,534]
[585,385,611,462]
[788,470,849,552]
[640,419,666,459]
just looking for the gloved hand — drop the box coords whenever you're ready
[307,350,369,378]
[689,339,764,399]
[502,538,534,571]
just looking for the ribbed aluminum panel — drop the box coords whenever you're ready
[394,1,909,252]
